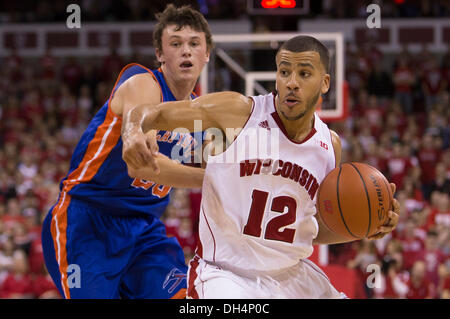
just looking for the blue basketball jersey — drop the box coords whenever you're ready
[59,63,199,217]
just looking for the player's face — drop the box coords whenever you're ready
[156,25,210,83]
[275,50,330,121]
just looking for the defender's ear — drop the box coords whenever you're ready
[156,48,164,64]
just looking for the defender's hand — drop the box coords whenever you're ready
[123,128,159,173]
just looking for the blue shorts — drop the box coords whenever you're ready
[41,197,187,299]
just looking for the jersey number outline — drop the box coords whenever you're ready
[243,189,297,243]
[131,178,171,198]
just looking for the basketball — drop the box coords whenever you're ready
[316,162,392,239]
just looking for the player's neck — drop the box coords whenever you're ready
[161,67,196,101]
[167,79,196,101]
[277,108,315,143]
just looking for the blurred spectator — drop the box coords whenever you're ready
[347,240,378,298]
[373,256,408,299]
[393,57,415,114]
[421,57,446,111]
[396,219,425,271]
[438,260,450,298]
[386,142,415,190]
[77,84,94,124]
[174,216,197,255]
[164,204,182,237]
[0,237,15,286]
[39,47,57,81]
[61,57,83,94]
[32,264,61,299]
[425,191,450,235]
[417,133,442,200]
[430,162,450,195]
[406,260,435,299]
[0,249,34,299]
[102,46,125,83]
[416,230,446,295]
[367,63,393,100]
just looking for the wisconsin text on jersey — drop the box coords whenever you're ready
[240,158,320,200]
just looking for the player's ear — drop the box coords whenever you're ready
[155,48,164,64]
[321,74,330,94]
[205,47,211,63]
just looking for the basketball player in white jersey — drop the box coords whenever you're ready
[123,35,400,298]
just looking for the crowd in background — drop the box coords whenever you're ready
[326,42,449,299]
[1,0,449,23]
[0,35,449,298]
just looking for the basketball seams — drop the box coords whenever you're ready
[367,164,392,223]
[348,163,372,238]
[315,179,335,234]
[318,162,390,240]
[336,164,360,239]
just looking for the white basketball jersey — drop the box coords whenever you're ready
[197,93,336,272]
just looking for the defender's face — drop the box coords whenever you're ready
[275,50,330,121]
[156,25,210,83]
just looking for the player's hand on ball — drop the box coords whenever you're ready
[368,183,399,240]
[123,128,160,173]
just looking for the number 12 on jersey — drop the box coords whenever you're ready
[243,189,297,243]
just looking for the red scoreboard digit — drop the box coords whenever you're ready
[261,0,297,9]
[248,0,310,14]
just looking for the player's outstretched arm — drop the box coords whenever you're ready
[113,73,162,172]
[139,91,253,134]
[123,91,252,187]
[127,153,205,188]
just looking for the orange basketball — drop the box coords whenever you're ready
[316,162,392,239]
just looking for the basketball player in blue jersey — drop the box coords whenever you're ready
[41,5,211,299]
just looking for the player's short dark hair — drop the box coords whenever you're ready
[153,4,213,52]
[278,35,330,72]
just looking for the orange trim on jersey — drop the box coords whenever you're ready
[64,106,122,190]
[50,64,157,298]
[50,192,72,299]
[108,63,164,118]
[170,288,187,299]
[48,62,166,299]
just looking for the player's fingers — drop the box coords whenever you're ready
[387,210,399,227]
[147,155,160,174]
[368,232,385,241]
[146,145,160,173]
[391,198,400,214]
[147,130,159,156]
[144,131,160,173]
[127,142,149,169]
[377,211,398,233]
[389,183,396,196]
[123,152,139,170]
